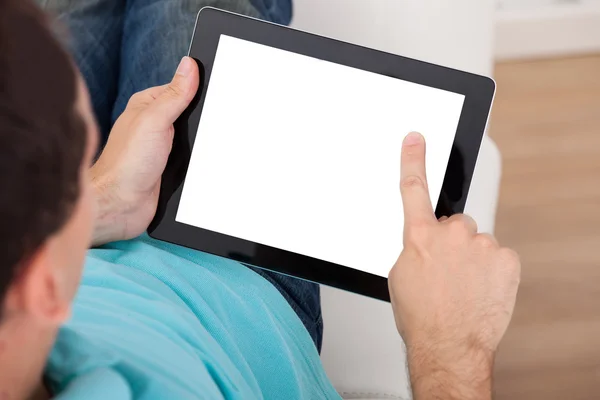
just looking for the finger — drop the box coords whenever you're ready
[400,132,435,227]
[474,233,499,248]
[438,216,449,222]
[127,85,169,109]
[444,214,478,234]
[149,56,200,124]
[140,84,169,101]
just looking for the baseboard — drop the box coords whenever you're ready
[495,3,600,60]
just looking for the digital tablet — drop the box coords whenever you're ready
[148,7,496,302]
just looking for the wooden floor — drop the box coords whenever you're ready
[490,54,600,399]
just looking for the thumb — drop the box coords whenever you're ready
[150,56,200,124]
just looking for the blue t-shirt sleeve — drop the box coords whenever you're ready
[46,236,340,400]
[53,368,131,400]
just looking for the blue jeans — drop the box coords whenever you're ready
[38,0,322,352]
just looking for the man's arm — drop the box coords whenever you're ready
[89,57,199,246]
[389,132,521,400]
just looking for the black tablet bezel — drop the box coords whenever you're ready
[148,7,496,302]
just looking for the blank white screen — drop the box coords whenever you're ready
[177,35,465,278]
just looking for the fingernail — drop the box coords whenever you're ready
[176,57,193,77]
[403,132,423,146]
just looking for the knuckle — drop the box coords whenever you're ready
[501,248,520,265]
[474,233,498,249]
[400,175,426,190]
[499,248,521,275]
[446,214,477,235]
[164,83,184,99]
[447,217,470,235]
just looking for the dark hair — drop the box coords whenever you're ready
[0,0,87,306]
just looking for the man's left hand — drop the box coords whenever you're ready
[90,56,199,246]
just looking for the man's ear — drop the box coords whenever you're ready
[3,242,70,325]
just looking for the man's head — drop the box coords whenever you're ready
[0,0,98,395]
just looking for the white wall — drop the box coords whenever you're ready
[499,0,557,9]
[291,0,600,65]
[495,0,600,59]
[291,0,496,76]
[500,0,600,10]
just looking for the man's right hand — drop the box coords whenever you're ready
[388,132,521,400]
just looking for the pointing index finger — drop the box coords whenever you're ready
[400,132,436,228]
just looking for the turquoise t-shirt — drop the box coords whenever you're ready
[44,235,339,399]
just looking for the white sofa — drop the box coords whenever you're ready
[290,1,500,398]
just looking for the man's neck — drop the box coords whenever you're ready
[0,317,55,400]
[27,383,50,400]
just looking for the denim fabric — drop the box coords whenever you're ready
[251,267,323,351]
[40,0,126,140]
[248,0,292,25]
[37,0,322,352]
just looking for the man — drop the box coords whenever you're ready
[0,1,520,399]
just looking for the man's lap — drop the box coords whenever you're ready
[40,0,263,141]
[37,0,323,351]
[40,0,125,138]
